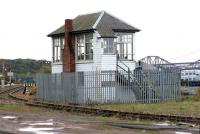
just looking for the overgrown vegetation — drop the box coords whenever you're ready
[28,85,37,95]
[93,94,200,117]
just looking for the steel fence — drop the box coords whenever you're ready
[36,69,181,104]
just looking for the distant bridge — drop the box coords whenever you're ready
[139,56,200,70]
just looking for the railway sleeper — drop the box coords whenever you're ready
[8,87,200,125]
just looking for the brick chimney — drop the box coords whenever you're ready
[62,19,75,72]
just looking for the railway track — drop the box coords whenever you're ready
[24,101,200,124]
[2,86,200,125]
[0,85,24,103]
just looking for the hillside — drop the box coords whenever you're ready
[0,59,51,75]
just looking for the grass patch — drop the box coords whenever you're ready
[92,95,200,117]
[0,103,21,111]
[0,103,48,113]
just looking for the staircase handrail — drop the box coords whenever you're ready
[117,59,140,85]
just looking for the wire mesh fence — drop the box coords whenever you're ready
[36,69,181,104]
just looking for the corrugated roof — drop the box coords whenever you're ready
[48,11,140,37]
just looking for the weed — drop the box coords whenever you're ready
[92,95,200,116]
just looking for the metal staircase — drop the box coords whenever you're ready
[116,60,159,103]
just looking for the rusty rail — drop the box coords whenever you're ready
[7,86,200,125]
[0,85,23,94]
[24,101,200,124]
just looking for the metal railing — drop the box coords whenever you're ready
[116,60,155,102]
[117,53,134,60]
[36,69,181,104]
[116,59,142,86]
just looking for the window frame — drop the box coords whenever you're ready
[85,33,93,60]
[103,38,115,54]
[75,33,93,62]
[114,33,134,61]
[52,36,64,63]
[76,34,85,61]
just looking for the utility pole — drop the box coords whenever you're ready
[1,61,5,88]
[2,62,4,75]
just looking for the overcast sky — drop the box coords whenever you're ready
[0,0,200,63]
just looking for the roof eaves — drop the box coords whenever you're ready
[98,36,117,38]
[47,33,64,37]
[47,25,65,37]
[72,29,95,34]
[113,29,140,33]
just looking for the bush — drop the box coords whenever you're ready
[180,94,200,101]
[28,86,36,95]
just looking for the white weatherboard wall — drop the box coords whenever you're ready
[93,31,104,70]
[76,31,104,71]
[76,63,95,71]
[52,63,63,74]
[101,55,117,70]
